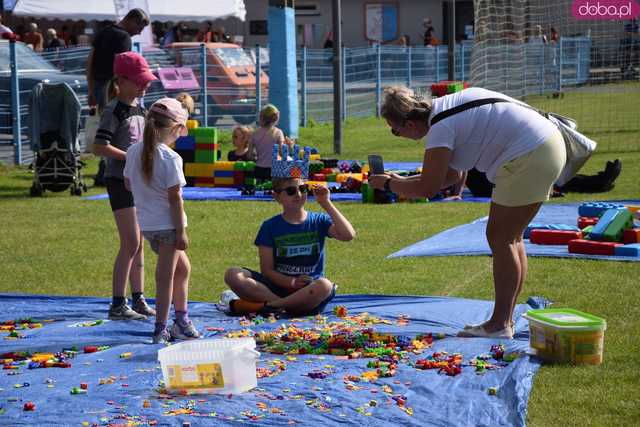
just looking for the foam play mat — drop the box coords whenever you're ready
[0,293,548,426]
[389,201,640,262]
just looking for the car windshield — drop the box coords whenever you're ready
[0,42,58,73]
[213,48,254,67]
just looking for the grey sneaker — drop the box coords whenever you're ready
[170,321,201,340]
[132,297,156,317]
[217,290,239,312]
[152,328,171,344]
[108,303,147,320]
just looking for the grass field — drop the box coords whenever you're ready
[1,97,639,425]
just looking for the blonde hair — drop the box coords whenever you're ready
[232,126,252,149]
[380,86,432,125]
[259,104,279,128]
[175,92,195,115]
[141,109,178,183]
[105,76,120,104]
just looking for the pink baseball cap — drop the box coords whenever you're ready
[113,52,157,88]
[149,98,189,135]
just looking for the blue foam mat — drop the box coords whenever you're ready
[0,293,547,426]
[389,201,640,262]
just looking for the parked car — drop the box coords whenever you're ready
[0,40,87,134]
[169,42,269,125]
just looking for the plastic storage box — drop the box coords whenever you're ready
[158,338,260,394]
[523,309,606,365]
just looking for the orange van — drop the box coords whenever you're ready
[170,42,269,125]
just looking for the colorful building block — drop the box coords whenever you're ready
[577,202,624,218]
[189,127,217,143]
[194,177,215,187]
[614,243,640,257]
[568,239,622,256]
[578,217,599,229]
[233,170,245,186]
[623,228,640,244]
[589,208,633,242]
[214,177,235,186]
[186,119,198,129]
[184,163,215,178]
[213,162,235,172]
[195,150,215,163]
[175,135,196,150]
[530,230,583,245]
[524,223,580,239]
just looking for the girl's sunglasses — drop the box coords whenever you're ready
[276,184,309,196]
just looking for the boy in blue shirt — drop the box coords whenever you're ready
[223,175,356,316]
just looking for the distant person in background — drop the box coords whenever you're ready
[0,16,13,36]
[533,25,547,44]
[228,126,253,161]
[196,21,213,43]
[87,8,150,186]
[423,18,438,46]
[45,28,65,50]
[549,27,559,43]
[323,31,333,49]
[23,22,44,51]
[60,25,72,46]
[161,23,186,47]
[218,26,232,43]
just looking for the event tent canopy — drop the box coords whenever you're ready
[11,0,246,22]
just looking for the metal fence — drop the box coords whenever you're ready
[1,38,592,164]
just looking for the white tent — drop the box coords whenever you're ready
[12,0,246,22]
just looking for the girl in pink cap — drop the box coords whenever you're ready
[94,51,157,321]
[124,97,200,344]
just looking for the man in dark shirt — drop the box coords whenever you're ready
[86,8,149,186]
[86,8,150,109]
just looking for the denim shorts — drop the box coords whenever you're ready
[244,268,337,316]
[142,229,176,254]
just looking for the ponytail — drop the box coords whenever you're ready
[141,115,159,184]
[106,76,120,104]
[380,86,432,124]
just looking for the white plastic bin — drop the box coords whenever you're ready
[158,338,259,394]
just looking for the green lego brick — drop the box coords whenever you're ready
[361,182,374,203]
[195,150,215,163]
[326,173,337,182]
[244,161,255,172]
[244,177,256,186]
[447,82,464,93]
[234,161,246,171]
[603,209,634,242]
[189,127,217,144]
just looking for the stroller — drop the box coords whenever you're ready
[29,82,87,196]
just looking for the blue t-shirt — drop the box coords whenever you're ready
[254,212,333,279]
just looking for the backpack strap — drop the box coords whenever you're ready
[429,98,511,126]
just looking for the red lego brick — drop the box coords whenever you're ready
[530,229,583,245]
[578,216,599,229]
[568,239,622,256]
[623,228,640,244]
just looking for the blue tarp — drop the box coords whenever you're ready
[389,201,640,262]
[0,293,546,426]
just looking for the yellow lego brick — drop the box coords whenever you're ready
[186,120,199,129]
[185,163,215,177]
[309,154,321,161]
[336,173,363,183]
[214,177,235,185]
[213,161,235,172]
[307,181,328,188]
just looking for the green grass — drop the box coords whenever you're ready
[1,109,639,425]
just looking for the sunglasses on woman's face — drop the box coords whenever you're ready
[277,184,309,196]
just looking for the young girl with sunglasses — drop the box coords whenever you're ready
[222,175,356,316]
[93,52,157,320]
[123,97,200,343]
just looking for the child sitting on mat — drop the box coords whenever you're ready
[221,145,356,316]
